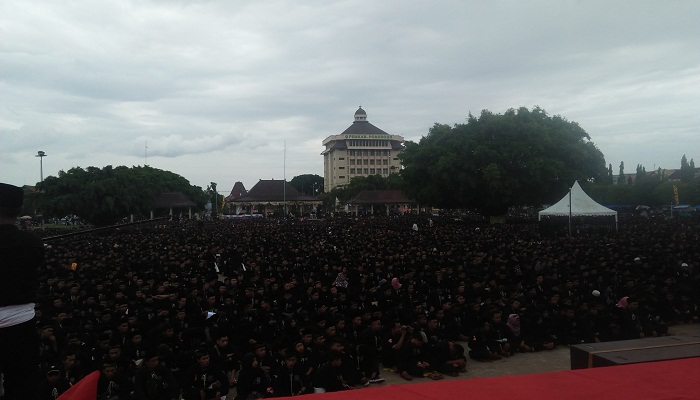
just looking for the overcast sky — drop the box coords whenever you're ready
[2,1,699,194]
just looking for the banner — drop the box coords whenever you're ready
[673,185,679,205]
[57,370,99,400]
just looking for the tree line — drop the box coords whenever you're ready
[26,165,208,226]
[22,106,698,223]
[331,107,698,213]
[586,155,698,206]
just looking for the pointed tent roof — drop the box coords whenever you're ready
[538,181,617,220]
[232,180,318,203]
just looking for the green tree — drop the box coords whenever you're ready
[384,172,405,190]
[635,164,646,184]
[399,123,467,209]
[617,161,626,185]
[586,155,700,206]
[632,165,657,205]
[31,165,207,225]
[400,107,607,215]
[679,154,695,182]
[289,174,324,196]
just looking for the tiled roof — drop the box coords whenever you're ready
[225,181,247,201]
[348,190,415,204]
[153,192,196,208]
[232,180,318,202]
[340,121,391,136]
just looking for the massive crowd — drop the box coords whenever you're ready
[30,215,698,399]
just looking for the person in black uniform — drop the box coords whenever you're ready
[271,352,310,397]
[235,352,271,400]
[37,365,71,400]
[0,183,44,400]
[182,351,229,400]
[96,360,134,400]
[311,352,350,393]
[133,350,179,400]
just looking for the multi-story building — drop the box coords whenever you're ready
[321,107,404,192]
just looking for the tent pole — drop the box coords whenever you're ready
[568,187,572,237]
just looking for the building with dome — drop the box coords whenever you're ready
[321,107,405,192]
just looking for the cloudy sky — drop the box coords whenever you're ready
[2,1,699,194]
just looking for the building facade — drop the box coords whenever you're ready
[321,107,404,192]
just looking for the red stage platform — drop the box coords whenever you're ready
[303,357,700,400]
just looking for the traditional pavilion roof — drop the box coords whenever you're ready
[232,180,318,202]
[153,192,196,208]
[348,190,415,205]
[225,181,247,201]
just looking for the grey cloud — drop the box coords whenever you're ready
[1,0,699,190]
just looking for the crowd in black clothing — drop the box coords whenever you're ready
[31,215,699,399]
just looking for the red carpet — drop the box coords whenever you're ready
[302,357,700,400]
[56,371,99,400]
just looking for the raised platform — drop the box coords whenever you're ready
[308,357,700,400]
[570,334,700,369]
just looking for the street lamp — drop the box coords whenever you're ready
[36,151,47,183]
[35,151,47,228]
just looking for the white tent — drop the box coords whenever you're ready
[538,181,617,225]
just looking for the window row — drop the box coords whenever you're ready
[348,140,389,147]
[348,168,390,175]
[348,159,390,166]
[348,150,391,156]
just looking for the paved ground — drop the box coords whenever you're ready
[225,324,699,397]
[373,323,700,387]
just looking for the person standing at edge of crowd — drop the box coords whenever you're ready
[0,183,44,400]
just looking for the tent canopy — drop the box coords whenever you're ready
[538,181,617,221]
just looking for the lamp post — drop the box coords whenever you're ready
[36,151,47,183]
[35,151,47,228]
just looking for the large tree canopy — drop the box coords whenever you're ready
[29,165,208,225]
[400,107,607,215]
[289,174,324,196]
